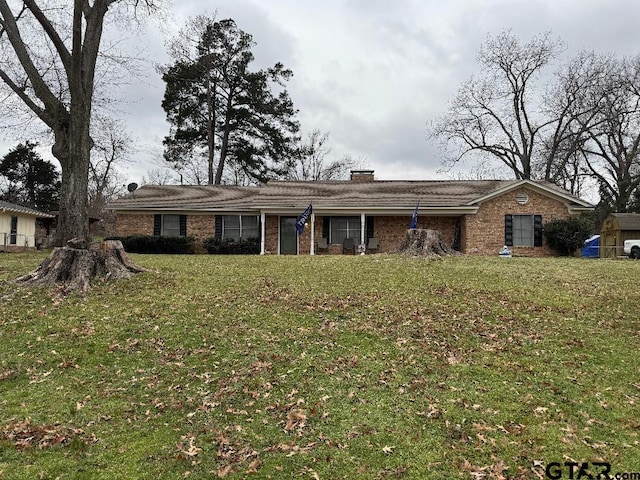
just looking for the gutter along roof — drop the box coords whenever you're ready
[0,200,55,218]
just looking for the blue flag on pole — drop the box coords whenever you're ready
[409,201,420,229]
[296,204,313,235]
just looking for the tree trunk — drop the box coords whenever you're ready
[16,240,146,296]
[395,229,459,258]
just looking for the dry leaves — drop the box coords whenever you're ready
[1,418,98,450]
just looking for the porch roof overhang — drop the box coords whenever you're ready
[111,206,479,216]
[254,205,480,216]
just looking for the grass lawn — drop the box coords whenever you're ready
[0,252,639,479]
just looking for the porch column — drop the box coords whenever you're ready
[360,213,366,246]
[310,211,315,255]
[260,212,266,255]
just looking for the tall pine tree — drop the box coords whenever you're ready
[161,17,299,185]
[0,141,60,212]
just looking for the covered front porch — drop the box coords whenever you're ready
[257,207,470,255]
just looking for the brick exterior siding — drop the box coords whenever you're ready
[309,215,458,254]
[115,213,154,237]
[264,215,279,254]
[113,186,576,256]
[115,213,215,252]
[463,187,572,256]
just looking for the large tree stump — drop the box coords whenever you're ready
[16,239,146,295]
[395,229,459,258]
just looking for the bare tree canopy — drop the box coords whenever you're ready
[284,129,358,181]
[89,115,131,216]
[0,1,161,293]
[0,0,161,245]
[430,30,640,209]
[570,53,640,212]
[430,30,571,182]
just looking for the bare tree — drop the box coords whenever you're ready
[0,0,161,246]
[141,167,178,185]
[430,30,580,182]
[575,53,640,212]
[285,130,357,181]
[88,115,131,216]
[0,1,161,292]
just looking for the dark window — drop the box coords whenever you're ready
[505,214,543,247]
[161,214,181,237]
[222,215,259,241]
[154,214,187,237]
[10,216,17,245]
[328,216,362,244]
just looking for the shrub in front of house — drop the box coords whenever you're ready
[543,217,593,256]
[203,237,260,255]
[106,235,195,254]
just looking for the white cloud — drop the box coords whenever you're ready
[2,0,640,189]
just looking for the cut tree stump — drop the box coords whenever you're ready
[395,229,459,258]
[16,239,146,295]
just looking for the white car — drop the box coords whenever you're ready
[623,240,640,259]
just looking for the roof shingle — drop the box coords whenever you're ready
[107,179,593,212]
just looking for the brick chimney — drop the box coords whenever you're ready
[350,170,375,182]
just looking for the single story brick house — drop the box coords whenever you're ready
[0,200,54,252]
[107,171,593,256]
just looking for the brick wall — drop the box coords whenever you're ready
[114,213,215,251]
[464,187,572,256]
[114,187,575,257]
[264,215,278,254]
[186,214,215,242]
[115,213,154,237]
[309,215,459,254]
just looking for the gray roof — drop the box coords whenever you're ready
[106,185,260,211]
[0,200,54,218]
[255,179,518,208]
[107,179,593,212]
[610,213,640,230]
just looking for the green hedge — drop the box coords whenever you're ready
[106,235,195,254]
[543,217,593,256]
[203,237,260,255]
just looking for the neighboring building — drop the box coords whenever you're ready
[107,171,593,256]
[0,201,55,252]
[600,213,640,258]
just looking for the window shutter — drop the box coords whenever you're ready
[453,218,461,251]
[153,214,161,236]
[214,216,222,239]
[179,215,187,237]
[366,216,374,240]
[322,217,330,241]
[504,215,513,246]
[534,215,543,247]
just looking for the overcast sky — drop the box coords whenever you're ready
[4,0,640,187]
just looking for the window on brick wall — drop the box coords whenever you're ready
[327,216,362,245]
[154,214,187,237]
[505,214,543,247]
[222,215,259,241]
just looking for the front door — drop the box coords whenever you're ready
[279,217,298,255]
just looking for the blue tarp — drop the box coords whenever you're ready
[581,235,600,258]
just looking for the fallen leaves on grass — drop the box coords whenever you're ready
[1,418,97,450]
[212,430,260,477]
